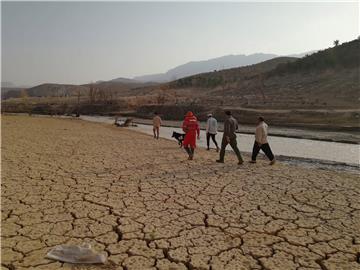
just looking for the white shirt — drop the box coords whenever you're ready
[206,117,218,134]
[255,122,268,144]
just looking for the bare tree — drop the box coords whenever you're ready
[20,89,30,114]
[333,40,340,47]
[76,88,81,117]
[88,84,97,104]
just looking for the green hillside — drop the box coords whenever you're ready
[169,57,297,89]
[270,39,359,75]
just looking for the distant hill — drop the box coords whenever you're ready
[287,50,317,58]
[132,40,359,128]
[1,81,32,88]
[97,77,141,84]
[1,88,24,100]
[270,39,359,75]
[158,39,359,111]
[16,80,160,99]
[1,82,15,88]
[25,84,88,97]
[1,81,32,100]
[2,39,359,130]
[110,50,318,84]
[168,57,297,89]
[87,80,159,97]
[133,53,279,82]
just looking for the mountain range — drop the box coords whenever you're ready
[130,51,315,83]
[2,50,315,90]
[132,53,278,83]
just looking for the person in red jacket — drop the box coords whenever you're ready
[182,111,200,160]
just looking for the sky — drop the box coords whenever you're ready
[1,1,359,86]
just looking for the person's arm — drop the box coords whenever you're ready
[224,119,230,142]
[257,126,265,145]
[260,125,267,144]
[182,120,188,133]
[214,119,218,134]
[255,126,261,145]
[206,119,209,133]
[197,121,200,138]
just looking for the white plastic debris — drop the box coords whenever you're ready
[46,243,107,264]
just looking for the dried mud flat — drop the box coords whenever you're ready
[1,115,360,270]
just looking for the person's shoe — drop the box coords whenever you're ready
[206,148,210,151]
[269,159,276,165]
[216,160,224,163]
[249,160,256,164]
[238,160,244,165]
[216,146,220,152]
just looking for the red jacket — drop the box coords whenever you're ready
[182,111,200,148]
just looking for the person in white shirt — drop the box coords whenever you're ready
[250,116,276,165]
[206,114,219,152]
[152,112,162,139]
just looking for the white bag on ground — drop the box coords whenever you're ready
[46,243,107,264]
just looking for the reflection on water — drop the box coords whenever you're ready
[79,115,360,167]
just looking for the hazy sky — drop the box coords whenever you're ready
[1,1,359,86]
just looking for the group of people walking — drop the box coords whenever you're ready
[153,110,276,165]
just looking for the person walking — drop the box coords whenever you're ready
[216,111,243,164]
[250,117,276,165]
[152,112,162,139]
[182,111,200,160]
[206,114,219,152]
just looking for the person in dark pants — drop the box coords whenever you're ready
[216,111,243,165]
[206,114,219,152]
[250,116,276,165]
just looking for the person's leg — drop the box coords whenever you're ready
[211,134,218,147]
[251,141,261,162]
[153,127,156,138]
[206,133,210,150]
[217,137,228,162]
[229,138,243,164]
[156,127,160,139]
[190,147,195,159]
[261,143,275,161]
[184,145,192,156]
[213,134,219,152]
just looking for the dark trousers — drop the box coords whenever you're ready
[251,142,274,161]
[184,146,195,156]
[219,137,243,162]
[206,133,218,148]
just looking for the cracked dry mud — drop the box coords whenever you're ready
[1,115,360,270]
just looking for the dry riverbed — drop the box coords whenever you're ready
[1,115,360,270]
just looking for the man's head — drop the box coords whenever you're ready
[207,113,213,118]
[186,111,194,117]
[154,112,158,115]
[257,116,264,124]
[225,111,232,117]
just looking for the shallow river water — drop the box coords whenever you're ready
[79,115,359,167]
